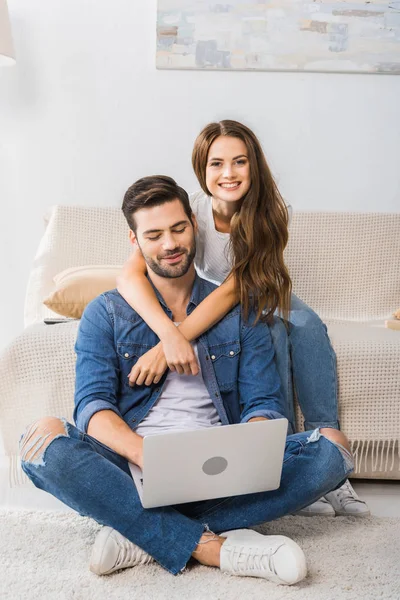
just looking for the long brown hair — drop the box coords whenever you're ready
[192,120,292,323]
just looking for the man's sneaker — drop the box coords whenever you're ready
[295,497,335,517]
[324,480,371,517]
[219,529,307,585]
[90,526,154,575]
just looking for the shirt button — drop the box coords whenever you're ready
[229,351,234,356]
[124,353,130,358]
[211,355,216,360]
[215,392,219,397]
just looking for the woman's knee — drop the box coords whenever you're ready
[289,299,325,329]
[19,417,69,464]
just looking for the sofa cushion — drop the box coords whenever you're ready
[43,265,122,319]
[285,212,400,321]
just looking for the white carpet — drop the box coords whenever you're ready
[1,510,399,600]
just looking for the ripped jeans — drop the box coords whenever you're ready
[20,419,353,575]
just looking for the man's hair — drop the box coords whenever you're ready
[122,175,193,232]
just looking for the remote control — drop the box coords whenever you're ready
[43,318,77,325]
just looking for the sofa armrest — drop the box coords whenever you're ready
[0,321,79,481]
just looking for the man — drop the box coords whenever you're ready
[20,176,354,585]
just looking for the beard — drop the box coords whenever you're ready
[139,239,196,279]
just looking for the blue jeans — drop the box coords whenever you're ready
[20,419,353,575]
[270,293,339,435]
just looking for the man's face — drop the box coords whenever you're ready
[131,199,196,279]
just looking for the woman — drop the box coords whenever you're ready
[117,119,368,517]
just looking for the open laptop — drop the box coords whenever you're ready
[128,418,288,509]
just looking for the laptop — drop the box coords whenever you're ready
[128,418,288,509]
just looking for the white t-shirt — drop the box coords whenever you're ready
[190,190,232,286]
[190,190,292,286]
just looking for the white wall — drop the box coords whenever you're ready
[1,0,399,350]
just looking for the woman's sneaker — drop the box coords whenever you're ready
[295,481,370,517]
[324,480,370,516]
[219,529,307,585]
[90,527,154,575]
[295,497,335,517]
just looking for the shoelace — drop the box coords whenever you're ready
[229,543,281,575]
[114,538,151,569]
[334,482,365,508]
[318,497,331,505]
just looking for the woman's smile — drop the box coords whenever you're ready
[218,182,241,190]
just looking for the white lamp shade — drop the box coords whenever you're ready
[0,0,15,65]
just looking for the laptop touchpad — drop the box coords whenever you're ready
[202,456,228,476]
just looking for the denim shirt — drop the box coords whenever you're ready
[73,274,285,434]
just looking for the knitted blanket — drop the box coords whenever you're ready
[1,206,399,484]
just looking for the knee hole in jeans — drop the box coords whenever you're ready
[19,416,69,466]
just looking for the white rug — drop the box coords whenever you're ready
[1,510,399,600]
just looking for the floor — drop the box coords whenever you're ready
[1,458,399,516]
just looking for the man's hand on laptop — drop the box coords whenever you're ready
[248,417,269,423]
[128,330,199,386]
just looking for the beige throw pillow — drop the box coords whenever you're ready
[43,265,122,319]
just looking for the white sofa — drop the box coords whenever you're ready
[0,206,399,485]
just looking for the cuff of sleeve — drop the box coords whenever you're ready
[241,410,285,423]
[75,401,122,433]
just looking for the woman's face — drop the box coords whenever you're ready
[205,135,251,204]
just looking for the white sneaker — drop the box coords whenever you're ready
[219,529,307,585]
[295,497,335,517]
[325,480,371,517]
[90,527,154,575]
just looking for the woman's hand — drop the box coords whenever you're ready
[162,329,199,376]
[128,330,200,386]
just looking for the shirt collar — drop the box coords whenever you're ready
[147,272,205,316]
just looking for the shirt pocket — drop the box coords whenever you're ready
[116,342,153,387]
[208,341,241,391]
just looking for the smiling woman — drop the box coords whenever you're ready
[191,120,291,323]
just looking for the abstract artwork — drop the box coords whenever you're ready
[156,1,400,73]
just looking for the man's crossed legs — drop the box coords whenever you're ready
[20,418,354,584]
